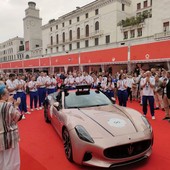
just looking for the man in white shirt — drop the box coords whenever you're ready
[6,73,17,100]
[140,71,155,119]
[37,72,47,109]
[28,75,39,111]
[117,74,128,107]
[46,74,57,95]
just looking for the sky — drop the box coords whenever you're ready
[0,0,94,42]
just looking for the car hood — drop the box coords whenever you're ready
[66,105,146,137]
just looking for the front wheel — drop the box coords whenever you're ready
[62,128,73,162]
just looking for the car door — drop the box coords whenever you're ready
[52,91,64,136]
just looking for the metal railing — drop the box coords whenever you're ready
[154,31,170,40]
[47,30,104,47]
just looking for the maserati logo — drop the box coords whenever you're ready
[127,145,134,155]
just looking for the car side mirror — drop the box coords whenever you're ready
[53,102,60,111]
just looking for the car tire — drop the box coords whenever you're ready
[44,105,51,123]
[62,128,73,162]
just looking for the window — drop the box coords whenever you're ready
[62,22,65,27]
[62,32,65,43]
[69,20,72,25]
[95,21,99,31]
[137,28,142,37]
[124,31,128,39]
[85,13,88,19]
[95,9,99,15]
[130,30,135,38]
[85,40,89,47]
[95,38,99,46]
[77,42,80,49]
[56,25,58,29]
[62,45,65,51]
[137,3,141,10]
[50,27,52,31]
[106,35,110,44]
[56,47,58,52]
[163,22,169,32]
[69,30,72,41]
[85,25,89,37]
[77,16,80,22]
[122,4,125,11]
[77,27,80,39]
[150,0,152,6]
[144,1,148,8]
[20,41,23,44]
[56,34,59,44]
[50,36,53,45]
[69,44,72,51]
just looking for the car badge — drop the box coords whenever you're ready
[128,145,134,155]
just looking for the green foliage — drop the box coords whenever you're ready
[118,11,150,27]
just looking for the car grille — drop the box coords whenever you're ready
[104,140,152,159]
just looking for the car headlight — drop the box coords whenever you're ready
[75,125,94,143]
[141,116,152,131]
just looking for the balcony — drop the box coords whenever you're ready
[154,31,170,40]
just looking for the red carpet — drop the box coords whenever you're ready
[18,101,170,170]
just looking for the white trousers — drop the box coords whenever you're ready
[0,143,20,170]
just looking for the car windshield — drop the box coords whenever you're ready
[65,90,112,108]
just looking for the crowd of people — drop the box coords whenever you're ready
[0,67,169,121]
[0,67,170,169]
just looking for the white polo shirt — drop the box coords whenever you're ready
[141,77,155,96]
[28,81,37,92]
[117,79,127,91]
[6,79,17,95]
[46,77,57,89]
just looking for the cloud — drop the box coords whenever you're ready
[0,0,94,42]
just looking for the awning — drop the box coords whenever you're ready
[23,58,40,68]
[131,40,170,61]
[80,47,128,65]
[51,54,79,66]
[11,61,23,68]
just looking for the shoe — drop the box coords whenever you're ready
[36,108,39,110]
[162,117,170,120]
[152,116,155,120]
[154,107,159,110]
[39,107,42,110]
[22,115,26,119]
[30,109,34,112]
[25,111,31,114]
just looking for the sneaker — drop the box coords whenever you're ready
[30,109,34,112]
[162,116,170,120]
[22,115,26,119]
[152,116,155,120]
[154,107,159,110]
[39,107,42,110]
[36,108,39,110]
[25,111,31,114]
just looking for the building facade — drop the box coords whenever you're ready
[0,0,170,73]
[0,36,24,63]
